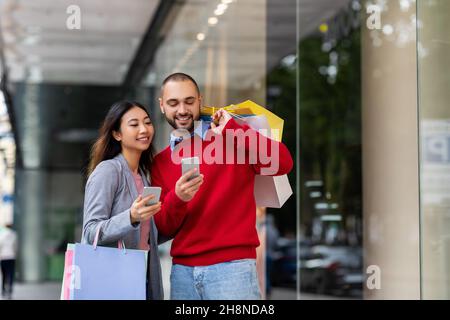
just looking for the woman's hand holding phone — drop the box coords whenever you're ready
[130,194,161,224]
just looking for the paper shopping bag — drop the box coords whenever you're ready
[234,115,293,208]
[70,243,147,300]
[60,244,75,300]
[254,175,293,208]
[201,100,285,140]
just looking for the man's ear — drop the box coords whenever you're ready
[159,98,165,114]
[112,130,122,142]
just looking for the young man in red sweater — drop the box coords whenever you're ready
[152,73,293,300]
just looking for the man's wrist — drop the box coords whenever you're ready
[172,189,190,205]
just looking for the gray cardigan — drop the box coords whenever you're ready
[81,153,163,300]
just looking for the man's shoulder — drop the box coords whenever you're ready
[153,146,171,163]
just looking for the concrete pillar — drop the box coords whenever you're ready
[14,168,47,281]
[362,0,420,299]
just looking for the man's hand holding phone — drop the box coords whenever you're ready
[175,167,204,202]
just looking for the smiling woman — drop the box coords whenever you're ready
[81,100,164,299]
[87,101,155,177]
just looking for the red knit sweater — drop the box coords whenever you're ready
[151,118,293,266]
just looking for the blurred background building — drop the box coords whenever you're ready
[0,0,448,300]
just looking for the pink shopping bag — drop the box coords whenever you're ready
[60,244,74,300]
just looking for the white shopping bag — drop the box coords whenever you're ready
[254,175,293,208]
[235,115,293,208]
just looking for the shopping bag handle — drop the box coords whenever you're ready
[93,223,127,254]
[118,240,127,254]
[93,224,103,249]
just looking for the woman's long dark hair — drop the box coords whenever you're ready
[87,100,155,177]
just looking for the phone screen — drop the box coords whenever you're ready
[182,157,200,181]
[141,187,161,206]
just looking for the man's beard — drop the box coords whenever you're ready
[165,114,195,132]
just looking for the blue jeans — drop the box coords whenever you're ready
[170,259,261,300]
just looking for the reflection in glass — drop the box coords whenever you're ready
[418,0,450,299]
[298,0,363,298]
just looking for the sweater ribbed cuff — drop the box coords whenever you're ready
[167,188,189,208]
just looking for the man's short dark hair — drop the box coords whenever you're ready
[160,72,200,97]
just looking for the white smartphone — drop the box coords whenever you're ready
[181,157,200,181]
[141,187,161,206]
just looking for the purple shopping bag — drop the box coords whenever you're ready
[69,226,147,300]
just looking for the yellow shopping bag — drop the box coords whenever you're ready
[201,100,284,141]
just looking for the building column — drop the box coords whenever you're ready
[14,168,47,282]
[362,1,420,299]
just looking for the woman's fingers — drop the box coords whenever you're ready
[132,195,142,211]
[139,201,160,211]
[139,202,161,220]
[134,195,142,205]
[133,194,156,216]
[139,194,155,206]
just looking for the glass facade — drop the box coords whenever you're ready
[297,0,426,300]
[298,1,363,298]
[417,0,450,299]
